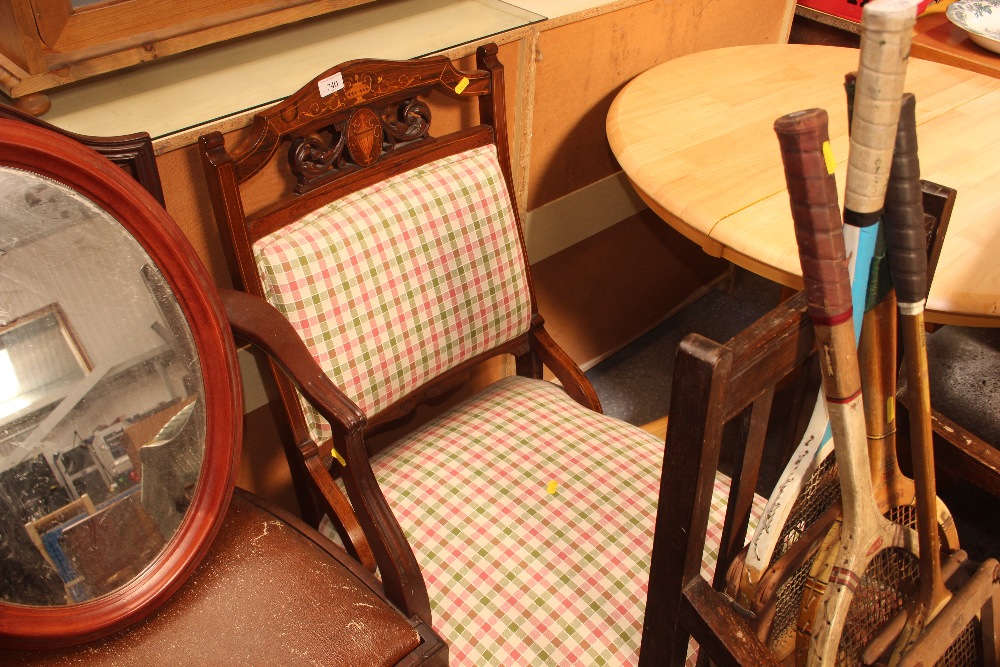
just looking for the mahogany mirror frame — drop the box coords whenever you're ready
[0,119,243,648]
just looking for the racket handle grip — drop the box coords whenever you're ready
[884,93,927,306]
[844,0,919,227]
[775,108,852,324]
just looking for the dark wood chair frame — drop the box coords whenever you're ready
[199,43,601,622]
[640,291,817,667]
[636,182,972,667]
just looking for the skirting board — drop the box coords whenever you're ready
[523,170,647,264]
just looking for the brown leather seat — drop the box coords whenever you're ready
[0,489,444,666]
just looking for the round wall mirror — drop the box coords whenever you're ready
[0,120,241,648]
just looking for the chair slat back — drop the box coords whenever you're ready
[641,291,816,667]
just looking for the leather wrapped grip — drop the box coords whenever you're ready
[843,0,919,227]
[884,93,927,305]
[775,108,852,324]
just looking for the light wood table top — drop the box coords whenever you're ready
[608,43,1000,326]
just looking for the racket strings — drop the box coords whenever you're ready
[933,619,980,667]
[772,454,841,564]
[837,505,923,665]
[766,455,842,651]
[771,548,821,653]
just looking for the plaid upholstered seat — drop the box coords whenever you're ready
[366,375,765,665]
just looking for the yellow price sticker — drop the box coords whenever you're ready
[886,395,895,423]
[822,141,837,175]
[546,480,558,495]
[332,446,347,467]
[454,77,470,94]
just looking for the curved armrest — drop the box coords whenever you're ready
[528,326,602,413]
[681,578,783,667]
[221,289,365,440]
[220,289,432,622]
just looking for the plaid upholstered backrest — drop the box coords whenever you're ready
[252,144,533,442]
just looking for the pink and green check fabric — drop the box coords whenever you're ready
[368,375,765,666]
[253,145,532,443]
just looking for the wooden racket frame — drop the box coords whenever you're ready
[730,75,878,660]
[885,92,953,664]
[897,558,1000,667]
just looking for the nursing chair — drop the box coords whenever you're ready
[200,44,770,664]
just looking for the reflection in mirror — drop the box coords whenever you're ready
[0,166,205,608]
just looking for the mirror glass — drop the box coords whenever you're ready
[0,166,205,607]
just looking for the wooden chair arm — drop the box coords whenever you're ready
[220,289,432,622]
[220,289,365,440]
[528,326,602,413]
[680,578,782,667]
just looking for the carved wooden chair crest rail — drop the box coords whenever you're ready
[199,43,780,664]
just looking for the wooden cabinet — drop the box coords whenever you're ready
[0,0,374,115]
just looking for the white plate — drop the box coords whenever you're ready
[947,0,1000,55]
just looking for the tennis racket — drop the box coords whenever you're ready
[885,92,953,665]
[774,105,920,667]
[730,72,881,660]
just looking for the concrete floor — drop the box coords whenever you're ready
[586,268,1000,563]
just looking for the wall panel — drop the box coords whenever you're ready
[527,0,793,210]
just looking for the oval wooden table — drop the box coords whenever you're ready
[607,43,1000,327]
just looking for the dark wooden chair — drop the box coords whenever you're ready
[0,105,445,665]
[200,44,773,664]
[640,292,816,667]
